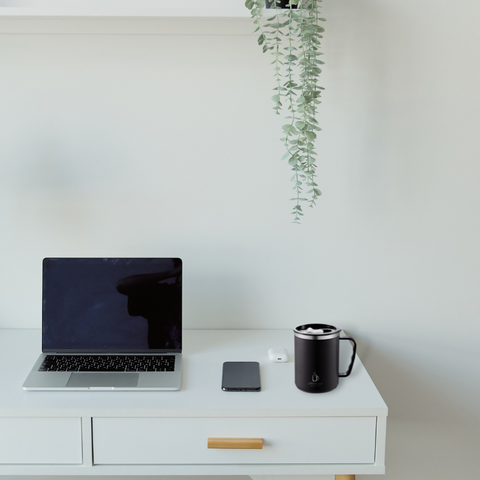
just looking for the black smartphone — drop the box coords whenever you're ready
[221,361,261,392]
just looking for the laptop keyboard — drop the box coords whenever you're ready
[39,355,175,372]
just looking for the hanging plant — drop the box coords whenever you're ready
[245,0,326,223]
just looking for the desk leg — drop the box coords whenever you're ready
[335,476,355,480]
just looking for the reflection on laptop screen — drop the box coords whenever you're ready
[42,258,182,353]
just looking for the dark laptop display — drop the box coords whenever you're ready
[42,258,182,352]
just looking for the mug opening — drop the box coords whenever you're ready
[295,323,338,335]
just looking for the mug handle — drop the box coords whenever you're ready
[339,336,357,377]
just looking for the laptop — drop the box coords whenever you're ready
[23,257,183,391]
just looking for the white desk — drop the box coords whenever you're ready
[0,329,387,479]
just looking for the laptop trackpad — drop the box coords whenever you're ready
[67,373,139,388]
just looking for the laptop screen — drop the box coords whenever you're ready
[42,258,182,353]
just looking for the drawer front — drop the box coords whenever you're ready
[93,417,376,465]
[0,417,82,464]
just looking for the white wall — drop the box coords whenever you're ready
[1,0,479,479]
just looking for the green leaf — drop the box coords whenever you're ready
[305,131,316,141]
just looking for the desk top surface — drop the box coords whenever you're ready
[0,329,387,417]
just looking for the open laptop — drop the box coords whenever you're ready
[23,257,183,391]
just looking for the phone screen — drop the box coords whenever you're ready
[221,361,261,392]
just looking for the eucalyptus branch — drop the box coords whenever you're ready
[298,1,319,208]
[265,5,288,114]
[246,1,271,53]
[277,6,302,221]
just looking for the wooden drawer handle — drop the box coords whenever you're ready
[207,437,263,449]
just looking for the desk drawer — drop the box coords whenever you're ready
[93,417,376,465]
[0,418,82,464]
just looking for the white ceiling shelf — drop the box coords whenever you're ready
[0,0,251,17]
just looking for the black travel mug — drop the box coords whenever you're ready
[294,323,357,393]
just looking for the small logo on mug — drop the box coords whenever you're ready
[306,371,323,387]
